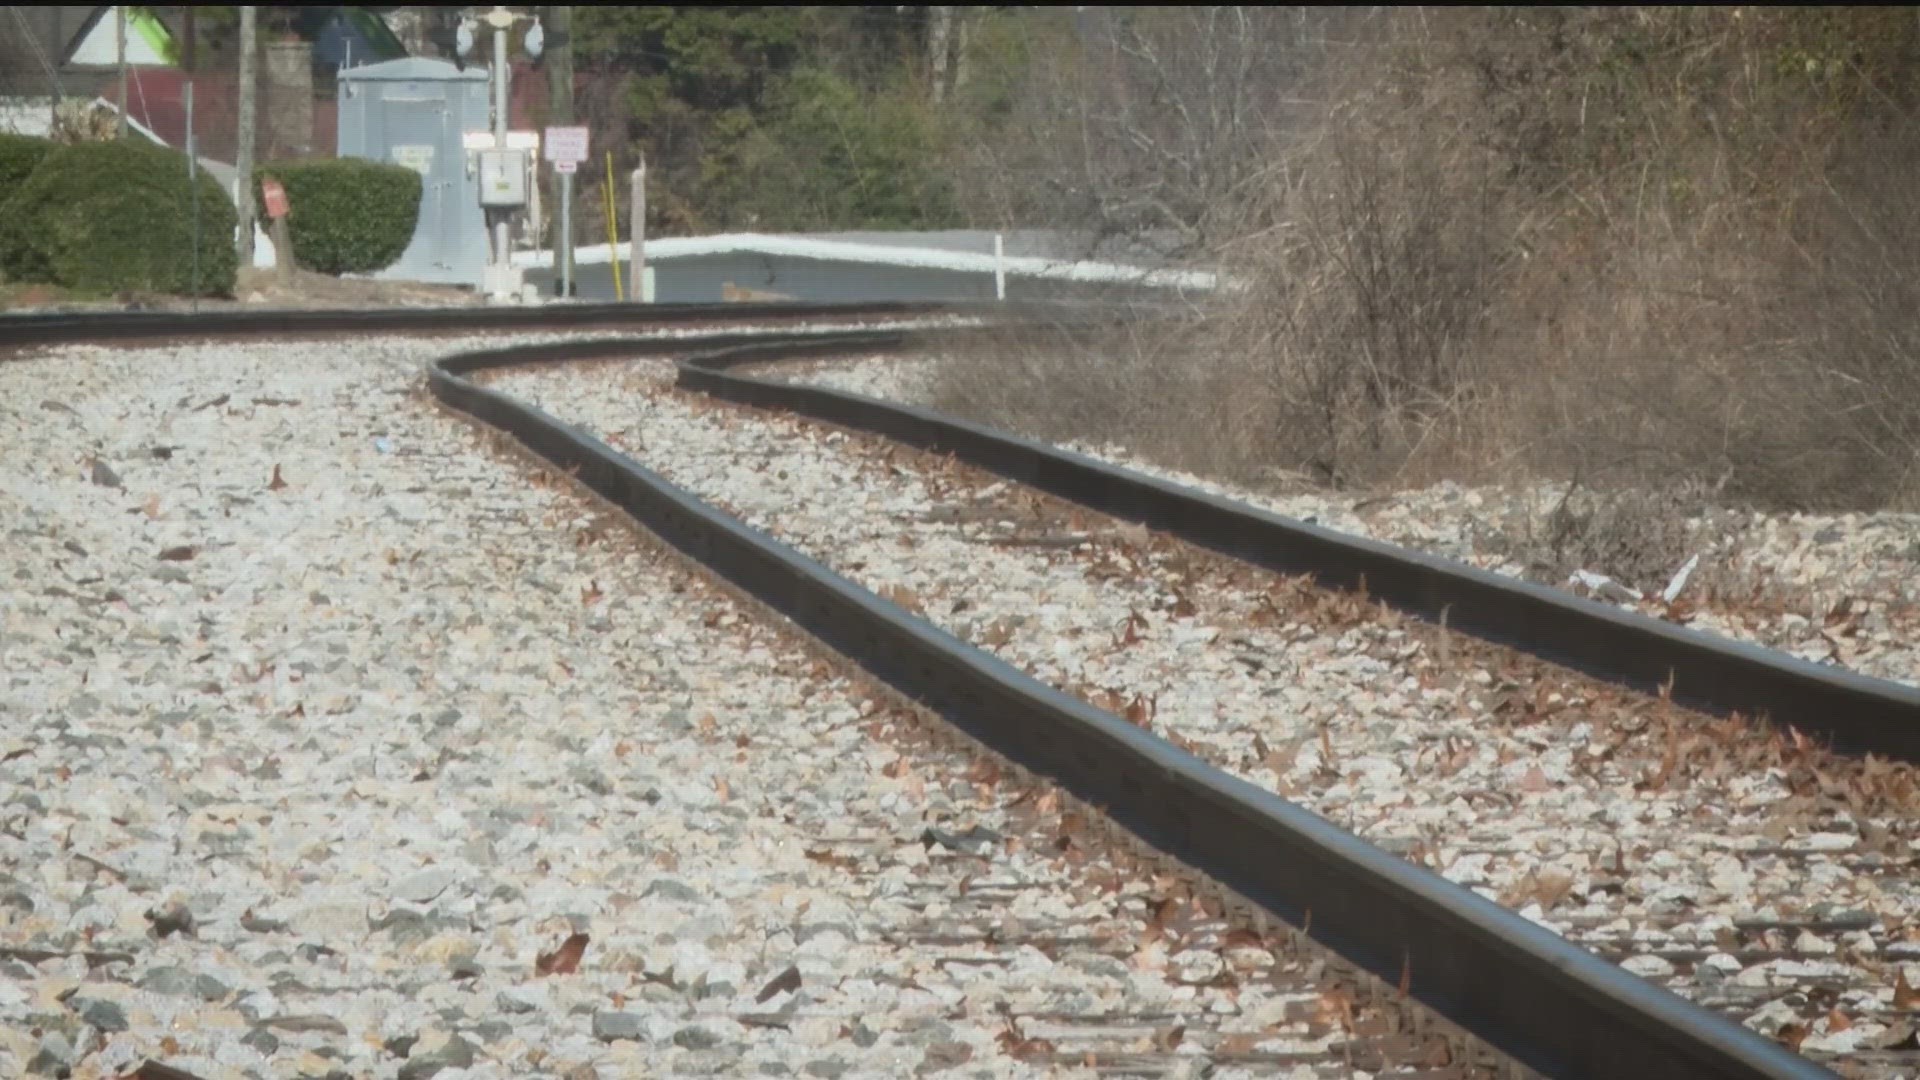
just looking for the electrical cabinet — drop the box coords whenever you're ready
[337,57,491,286]
[478,148,528,208]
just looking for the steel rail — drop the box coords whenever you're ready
[7,303,1841,1078]
[430,340,1827,1079]
[675,331,1920,762]
[0,300,945,349]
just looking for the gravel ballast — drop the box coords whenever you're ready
[774,354,1920,690]
[494,354,1920,1075]
[1,335,1489,1080]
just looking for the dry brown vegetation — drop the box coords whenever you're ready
[937,7,1920,543]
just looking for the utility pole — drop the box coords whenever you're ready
[545,7,572,122]
[116,5,127,138]
[235,6,257,265]
[490,9,510,290]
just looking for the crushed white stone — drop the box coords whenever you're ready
[495,353,1920,1070]
[0,332,1335,1080]
[777,354,1920,689]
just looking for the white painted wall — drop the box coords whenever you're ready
[67,7,173,67]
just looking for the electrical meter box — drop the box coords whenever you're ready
[478,148,528,208]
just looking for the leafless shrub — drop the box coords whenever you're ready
[1474,480,1709,594]
[946,6,1920,515]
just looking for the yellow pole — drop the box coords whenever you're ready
[604,151,624,302]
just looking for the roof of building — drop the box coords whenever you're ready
[339,55,484,83]
[511,232,1219,292]
[60,4,174,68]
[0,6,98,94]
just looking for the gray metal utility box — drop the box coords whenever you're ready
[337,57,489,287]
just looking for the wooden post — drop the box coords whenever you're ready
[527,143,542,253]
[272,217,293,283]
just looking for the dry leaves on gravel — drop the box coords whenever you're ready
[535,932,589,976]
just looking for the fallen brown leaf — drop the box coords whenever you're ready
[995,1017,1056,1063]
[535,932,589,976]
[1216,1032,1262,1055]
[1896,968,1920,1010]
[804,848,859,873]
[122,1063,206,1080]
[757,964,802,1003]
[157,545,197,562]
[880,583,925,615]
[1314,986,1357,1033]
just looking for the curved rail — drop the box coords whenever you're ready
[7,303,1842,1079]
[675,331,1920,762]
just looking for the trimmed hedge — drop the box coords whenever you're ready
[255,158,422,275]
[0,133,54,205]
[0,138,236,296]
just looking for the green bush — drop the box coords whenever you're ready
[0,138,236,296]
[0,133,54,203]
[0,133,57,281]
[255,158,422,274]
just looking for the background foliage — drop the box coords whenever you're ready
[0,138,236,296]
[255,158,422,274]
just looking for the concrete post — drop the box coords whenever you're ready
[630,159,645,303]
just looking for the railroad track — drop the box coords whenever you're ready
[482,336,1920,1079]
[4,303,1888,1079]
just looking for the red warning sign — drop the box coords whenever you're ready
[261,178,290,219]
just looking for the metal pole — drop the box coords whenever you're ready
[604,150,622,302]
[630,158,644,303]
[560,170,572,298]
[116,6,128,139]
[235,6,257,265]
[187,81,200,309]
[491,13,510,291]
[546,5,574,292]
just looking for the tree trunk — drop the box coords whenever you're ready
[927,6,952,105]
[952,9,970,94]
